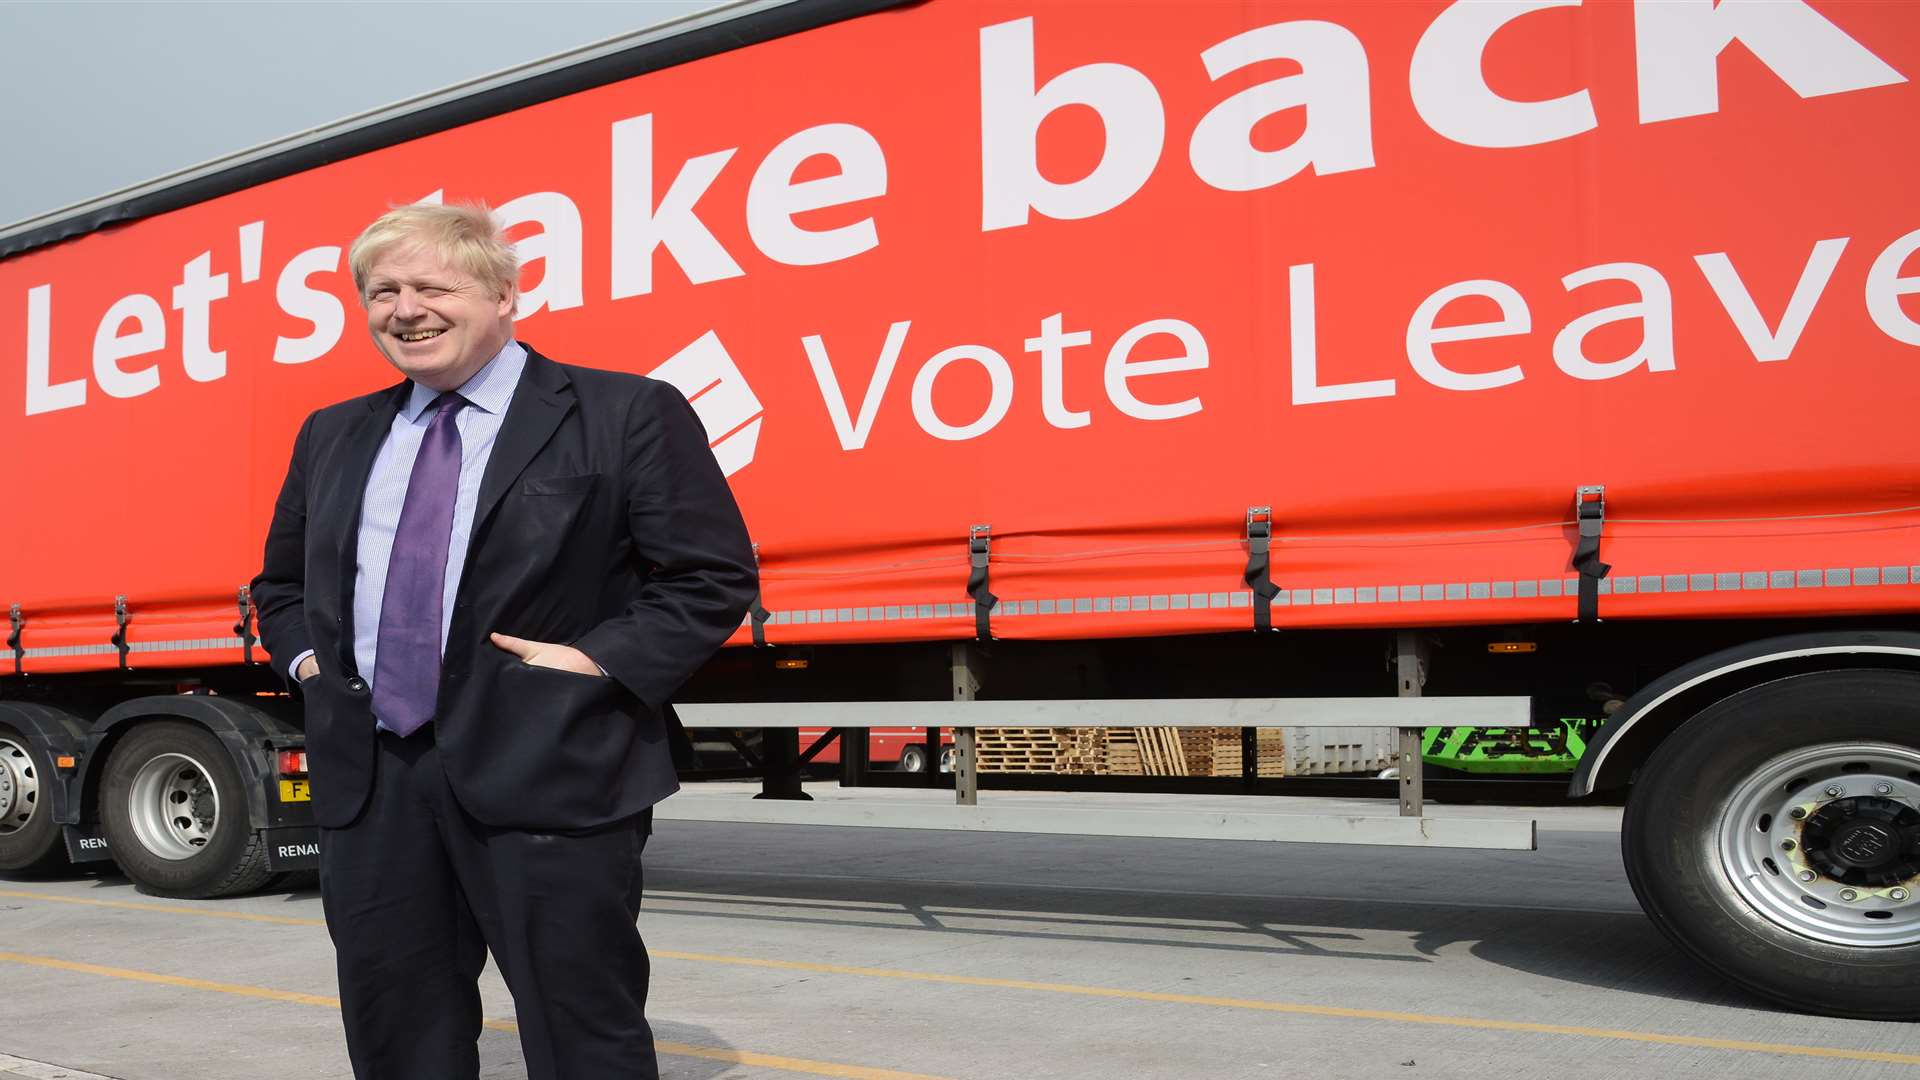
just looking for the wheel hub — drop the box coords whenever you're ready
[190,783,216,830]
[127,752,220,861]
[1718,742,1920,948]
[0,738,38,834]
[1804,798,1920,885]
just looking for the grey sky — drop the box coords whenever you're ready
[0,1,731,229]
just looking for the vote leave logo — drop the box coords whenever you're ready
[644,330,763,478]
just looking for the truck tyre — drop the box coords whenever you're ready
[0,723,67,873]
[897,744,928,774]
[1622,669,1920,1020]
[101,722,272,899]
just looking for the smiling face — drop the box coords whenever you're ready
[361,243,515,392]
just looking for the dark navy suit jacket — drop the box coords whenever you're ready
[252,345,757,830]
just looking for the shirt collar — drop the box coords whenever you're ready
[401,339,527,421]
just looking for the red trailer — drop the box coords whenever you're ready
[2,0,1917,1019]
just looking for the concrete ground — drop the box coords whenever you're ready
[2,784,1916,1079]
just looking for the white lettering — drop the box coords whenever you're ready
[1410,0,1596,148]
[171,251,229,382]
[980,16,1166,230]
[499,191,585,317]
[273,247,345,366]
[1865,228,1920,346]
[25,284,85,415]
[610,114,743,299]
[1694,237,1848,362]
[1024,313,1094,429]
[238,220,265,284]
[1289,263,1396,404]
[1104,318,1208,421]
[912,344,1015,441]
[747,123,887,267]
[1189,21,1375,192]
[1553,262,1675,380]
[802,320,912,451]
[1407,280,1530,392]
[1636,0,1907,124]
[92,294,166,398]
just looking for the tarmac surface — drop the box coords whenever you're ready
[2,784,1917,1079]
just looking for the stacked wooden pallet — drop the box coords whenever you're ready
[1103,727,1190,776]
[975,728,1064,773]
[1179,727,1287,777]
[974,726,1290,776]
[1179,727,1241,776]
[1055,729,1106,775]
[1103,729,1142,776]
[1253,728,1287,777]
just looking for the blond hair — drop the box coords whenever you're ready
[347,202,519,304]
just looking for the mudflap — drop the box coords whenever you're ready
[264,827,320,871]
[63,824,114,864]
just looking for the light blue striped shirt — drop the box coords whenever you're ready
[290,340,525,693]
[353,339,525,687]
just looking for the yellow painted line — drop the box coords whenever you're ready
[0,950,949,1080]
[0,950,342,1008]
[654,950,1920,1068]
[648,1039,951,1079]
[0,888,325,926]
[10,885,1916,1068]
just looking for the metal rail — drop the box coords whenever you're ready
[671,682,1536,849]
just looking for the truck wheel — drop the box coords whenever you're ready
[0,724,66,873]
[101,722,272,899]
[898,744,928,773]
[1622,669,1920,1019]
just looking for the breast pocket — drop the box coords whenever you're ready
[521,473,601,497]
[495,466,606,595]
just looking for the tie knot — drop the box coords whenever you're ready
[430,392,468,420]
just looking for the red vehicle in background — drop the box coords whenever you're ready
[801,728,957,774]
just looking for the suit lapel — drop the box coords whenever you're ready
[333,382,409,666]
[471,348,575,538]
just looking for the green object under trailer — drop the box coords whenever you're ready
[1421,718,1604,775]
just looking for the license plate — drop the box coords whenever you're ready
[279,779,311,802]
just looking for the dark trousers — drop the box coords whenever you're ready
[318,729,658,1080]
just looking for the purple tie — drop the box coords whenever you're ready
[371,392,468,736]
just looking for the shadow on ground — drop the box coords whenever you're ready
[638,820,1774,1017]
[0,817,1771,1023]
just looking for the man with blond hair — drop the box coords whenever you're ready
[252,202,756,1079]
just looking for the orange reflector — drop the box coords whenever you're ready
[1488,642,1538,654]
[774,658,810,670]
[55,755,76,769]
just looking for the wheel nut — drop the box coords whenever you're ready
[1781,840,1796,851]
[1840,889,1859,902]
[1790,807,1808,820]
[1875,783,1894,796]
[1892,888,1911,902]
[1799,870,1818,882]
[1825,785,1844,798]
